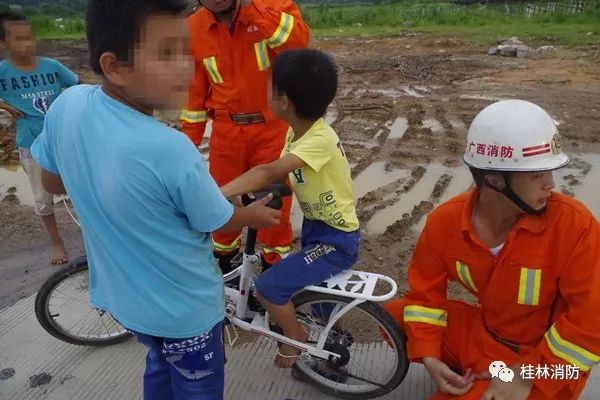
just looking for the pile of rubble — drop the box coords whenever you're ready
[488,37,556,58]
[0,110,18,163]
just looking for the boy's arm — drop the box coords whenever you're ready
[238,0,310,54]
[169,146,281,234]
[53,60,79,88]
[216,194,280,233]
[401,219,449,362]
[221,154,305,198]
[41,169,66,194]
[180,33,210,146]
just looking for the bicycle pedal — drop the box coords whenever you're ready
[247,295,265,313]
[311,362,349,383]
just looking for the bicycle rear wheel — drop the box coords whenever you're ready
[34,257,132,346]
[291,291,409,400]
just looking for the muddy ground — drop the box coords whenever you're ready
[1,35,599,309]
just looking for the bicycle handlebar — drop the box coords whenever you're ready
[241,182,292,255]
[241,182,292,210]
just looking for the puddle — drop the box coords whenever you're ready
[414,165,473,232]
[388,117,409,140]
[354,162,411,199]
[422,119,444,134]
[556,154,600,219]
[340,87,353,97]
[370,86,431,98]
[344,139,379,149]
[0,163,34,206]
[459,94,512,102]
[401,86,425,98]
[367,164,446,234]
[325,108,338,125]
[450,119,467,132]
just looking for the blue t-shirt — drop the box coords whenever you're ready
[0,57,79,149]
[31,85,233,338]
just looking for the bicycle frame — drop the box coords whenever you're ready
[223,246,398,363]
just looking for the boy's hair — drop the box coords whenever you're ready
[0,11,26,41]
[86,0,188,74]
[272,49,338,120]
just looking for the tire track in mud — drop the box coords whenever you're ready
[381,172,453,242]
[356,166,426,224]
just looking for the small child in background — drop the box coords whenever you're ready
[0,12,79,265]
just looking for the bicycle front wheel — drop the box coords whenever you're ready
[34,257,132,346]
[291,291,409,400]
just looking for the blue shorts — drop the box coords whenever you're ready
[131,321,225,400]
[255,218,360,305]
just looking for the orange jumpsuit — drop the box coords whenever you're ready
[384,189,600,399]
[182,0,310,263]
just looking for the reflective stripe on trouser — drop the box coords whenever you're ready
[262,245,291,258]
[212,235,242,254]
[209,118,292,264]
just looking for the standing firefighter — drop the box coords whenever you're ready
[182,0,310,271]
[384,100,600,400]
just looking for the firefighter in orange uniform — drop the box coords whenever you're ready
[182,0,310,271]
[384,100,600,399]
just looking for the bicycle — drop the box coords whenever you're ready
[35,184,409,399]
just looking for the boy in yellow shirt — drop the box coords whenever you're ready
[221,48,360,368]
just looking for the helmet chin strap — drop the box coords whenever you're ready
[484,172,546,216]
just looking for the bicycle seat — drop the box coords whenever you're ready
[242,182,292,210]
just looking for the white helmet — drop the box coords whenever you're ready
[463,100,569,171]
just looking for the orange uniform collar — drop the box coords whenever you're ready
[460,188,547,239]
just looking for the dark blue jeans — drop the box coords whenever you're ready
[132,321,225,400]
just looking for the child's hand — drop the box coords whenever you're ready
[248,193,281,229]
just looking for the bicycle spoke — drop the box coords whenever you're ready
[73,308,95,336]
[52,288,88,306]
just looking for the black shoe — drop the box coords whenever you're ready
[215,251,239,274]
[260,255,274,273]
[215,251,240,287]
[248,294,266,313]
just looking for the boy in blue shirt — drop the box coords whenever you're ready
[0,12,79,265]
[31,1,280,399]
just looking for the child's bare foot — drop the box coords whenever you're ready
[275,328,309,368]
[51,242,68,265]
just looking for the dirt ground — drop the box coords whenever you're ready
[1,34,599,309]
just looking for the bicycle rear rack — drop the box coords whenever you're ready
[304,270,398,302]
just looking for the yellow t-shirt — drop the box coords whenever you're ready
[283,118,359,232]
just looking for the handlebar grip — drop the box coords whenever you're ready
[241,192,283,210]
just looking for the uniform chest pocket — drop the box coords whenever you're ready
[506,256,557,307]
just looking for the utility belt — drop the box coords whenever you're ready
[211,110,266,125]
[486,326,521,354]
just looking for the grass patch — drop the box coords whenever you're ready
[304,1,600,46]
[29,1,600,47]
